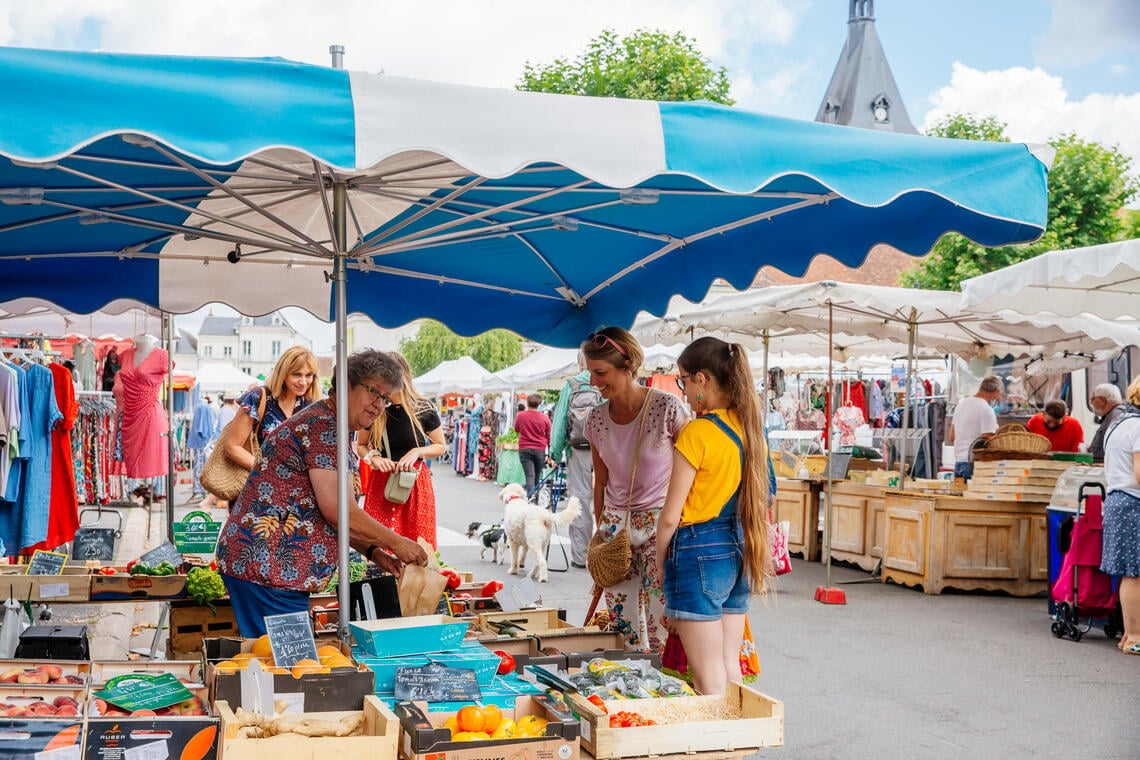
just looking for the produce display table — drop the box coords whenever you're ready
[823,481,888,572]
[773,478,823,561]
[881,490,1049,595]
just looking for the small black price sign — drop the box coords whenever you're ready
[71,528,117,561]
[26,550,67,575]
[394,663,481,703]
[264,611,319,668]
[139,541,183,568]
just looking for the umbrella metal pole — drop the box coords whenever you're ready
[163,313,175,543]
[824,302,833,588]
[898,315,916,486]
[761,329,769,411]
[332,180,352,642]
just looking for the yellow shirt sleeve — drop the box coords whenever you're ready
[674,411,744,525]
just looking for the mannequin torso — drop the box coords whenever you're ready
[133,334,159,367]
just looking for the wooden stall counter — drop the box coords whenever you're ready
[774,478,822,561]
[824,481,888,572]
[881,490,1049,596]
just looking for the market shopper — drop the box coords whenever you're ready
[947,375,1001,480]
[223,346,320,471]
[514,393,552,494]
[583,326,688,651]
[550,356,600,569]
[216,350,429,637]
[1088,384,1134,463]
[655,337,771,695]
[358,352,447,548]
[1026,399,1084,452]
[1099,375,1140,655]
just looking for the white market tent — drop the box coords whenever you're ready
[194,362,258,393]
[483,343,687,393]
[414,356,493,396]
[960,238,1140,320]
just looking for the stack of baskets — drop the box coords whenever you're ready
[973,422,1051,461]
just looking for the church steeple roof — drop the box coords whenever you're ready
[815,0,917,133]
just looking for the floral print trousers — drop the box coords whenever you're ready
[599,506,666,652]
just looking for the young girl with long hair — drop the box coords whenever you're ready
[656,336,772,694]
[356,352,447,547]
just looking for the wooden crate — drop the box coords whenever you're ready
[567,681,783,758]
[169,599,240,657]
[0,567,91,602]
[477,608,596,636]
[216,696,399,760]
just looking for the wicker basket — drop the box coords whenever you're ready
[985,430,1051,453]
[995,422,1028,435]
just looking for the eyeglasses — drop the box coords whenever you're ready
[359,382,392,407]
[587,332,629,358]
[675,373,692,391]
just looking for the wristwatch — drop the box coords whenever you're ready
[365,544,380,561]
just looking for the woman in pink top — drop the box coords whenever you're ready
[583,326,688,651]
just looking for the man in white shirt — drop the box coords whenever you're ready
[947,375,1002,481]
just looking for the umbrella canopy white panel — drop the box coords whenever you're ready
[0,298,164,339]
[959,239,1140,320]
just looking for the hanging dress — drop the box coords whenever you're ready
[111,347,169,479]
[16,363,62,552]
[27,362,79,552]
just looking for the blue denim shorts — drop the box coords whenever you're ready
[664,515,751,621]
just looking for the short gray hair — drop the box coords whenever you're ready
[330,350,402,395]
[1092,383,1122,404]
[979,375,1002,393]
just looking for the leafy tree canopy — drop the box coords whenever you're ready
[400,320,523,377]
[900,114,1138,290]
[517,28,733,104]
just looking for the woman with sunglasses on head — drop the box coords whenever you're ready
[655,337,773,695]
[356,352,447,548]
[582,327,689,652]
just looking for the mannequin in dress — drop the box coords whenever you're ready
[132,334,160,366]
[112,335,169,478]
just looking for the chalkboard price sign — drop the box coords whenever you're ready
[26,550,67,575]
[264,611,319,668]
[71,528,117,561]
[139,541,184,568]
[394,663,481,703]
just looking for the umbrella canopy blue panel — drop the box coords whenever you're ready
[0,46,1051,346]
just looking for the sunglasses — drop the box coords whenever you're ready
[675,373,692,391]
[587,332,629,358]
[359,382,392,407]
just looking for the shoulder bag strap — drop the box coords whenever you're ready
[255,386,269,433]
[621,389,654,530]
[381,426,392,460]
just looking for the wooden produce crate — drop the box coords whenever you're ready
[169,599,241,658]
[0,567,91,602]
[91,659,203,686]
[567,681,783,759]
[477,608,595,637]
[89,571,187,600]
[215,696,399,760]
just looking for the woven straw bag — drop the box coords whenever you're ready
[199,389,267,501]
[588,391,652,589]
[985,430,1051,453]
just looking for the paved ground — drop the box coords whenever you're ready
[78,464,1138,759]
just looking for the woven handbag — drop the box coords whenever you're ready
[588,391,652,588]
[199,389,267,501]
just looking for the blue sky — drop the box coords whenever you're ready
[2,0,1137,348]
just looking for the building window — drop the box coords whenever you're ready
[271,340,282,357]
[242,367,252,375]
[241,340,252,359]
[223,346,232,358]
[204,346,213,358]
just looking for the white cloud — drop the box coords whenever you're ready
[1038,0,1140,67]
[921,62,1140,174]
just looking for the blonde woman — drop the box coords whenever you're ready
[656,337,773,695]
[223,346,320,471]
[357,352,447,547]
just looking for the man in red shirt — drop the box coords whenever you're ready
[1026,399,1084,452]
[514,393,553,495]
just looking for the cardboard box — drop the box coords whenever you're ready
[563,650,660,669]
[170,599,241,658]
[86,711,218,760]
[0,686,86,760]
[395,693,579,760]
[206,638,374,713]
[349,616,469,658]
[89,572,188,600]
[476,609,592,637]
[566,680,783,758]
[215,695,399,760]
[532,631,628,654]
[0,659,89,687]
[355,641,502,692]
[0,567,91,602]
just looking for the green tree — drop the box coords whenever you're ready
[517,28,733,104]
[400,320,523,377]
[899,115,1137,290]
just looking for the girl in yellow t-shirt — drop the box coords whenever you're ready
[656,337,773,695]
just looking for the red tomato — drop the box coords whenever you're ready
[440,569,462,589]
[492,650,516,675]
[480,580,504,597]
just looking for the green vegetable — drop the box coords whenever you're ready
[130,562,152,576]
[323,560,367,593]
[186,567,227,611]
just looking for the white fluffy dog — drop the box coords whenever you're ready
[498,482,582,583]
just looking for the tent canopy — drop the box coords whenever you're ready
[414,356,492,396]
[959,239,1140,320]
[0,46,1052,347]
[194,362,257,393]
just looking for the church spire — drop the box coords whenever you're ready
[817,0,916,133]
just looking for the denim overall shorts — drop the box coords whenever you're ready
[664,413,751,621]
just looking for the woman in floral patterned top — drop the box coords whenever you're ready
[216,350,429,637]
